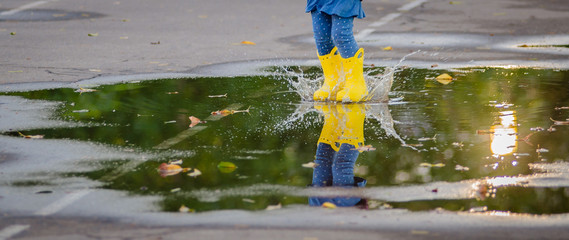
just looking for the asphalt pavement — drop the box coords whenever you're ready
[1,0,569,239]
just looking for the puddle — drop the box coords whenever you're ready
[1,65,569,214]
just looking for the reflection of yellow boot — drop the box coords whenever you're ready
[337,103,366,149]
[314,47,344,102]
[337,48,368,103]
[315,103,341,151]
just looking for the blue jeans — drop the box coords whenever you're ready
[311,11,359,58]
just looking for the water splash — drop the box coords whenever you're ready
[272,52,419,145]
[277,50,419,103]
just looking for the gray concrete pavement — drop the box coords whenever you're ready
[2,0,568,85]
[2,0,569,239]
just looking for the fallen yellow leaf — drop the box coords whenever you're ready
[383,46,393,51]
[322,202,337,209]
[241,41,256,45]
[18,132,44,139]
[435,73,452,80]
[435,73,453,84]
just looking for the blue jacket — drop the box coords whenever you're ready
[306,0,365,19]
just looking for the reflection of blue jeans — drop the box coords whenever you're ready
[311,11,359,58]
[312,143,359,187]
[310,142,365,207]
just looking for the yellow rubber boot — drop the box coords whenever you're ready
[313,47,344,102]
[315,103,341,151]
[336,103,366,149]
[337,48,368,103]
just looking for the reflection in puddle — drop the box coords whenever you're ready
[490,110,517,156]
[1,66,569,214]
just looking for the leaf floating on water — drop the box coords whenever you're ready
[476,130,494,135]
[382,46,393,51]
[18,132,44,139]
[452,142,464,148]
[217,161,237,173]
[547,126,557,132]
[188,168,202,177]
[550,117,569,125]
[158,163,191,177]
[469,206,488,213]
[189,116,206,128]
[179,204,194,213]
[420,163,445,168]
[536,148,549,153]
[75,87,97,93]
[353,145,376,152]
[170,188,181,193]
[435,73,453,85]
[87,33,98,37]
[169,159,183,165]
[436,73,452,80]
[241,41,256,45]
[455,165,470,171]
[211,106,251,116]
[402,143,423,147]
[208,93,227,98]
[265,203,282,211]
[211,109,232,116]
[322,202,337,209]
[302,162,318,168]
[418,134,437,142]
[10,32,16,36]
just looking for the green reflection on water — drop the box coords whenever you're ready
[2,67,569,214]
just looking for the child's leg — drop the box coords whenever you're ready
[332,143,359,187]
[330,15,359,58]
[332,15,368,102]
[311,11,335,56]
[312,142,335,186]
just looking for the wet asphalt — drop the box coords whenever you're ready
[1,0,569,239]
